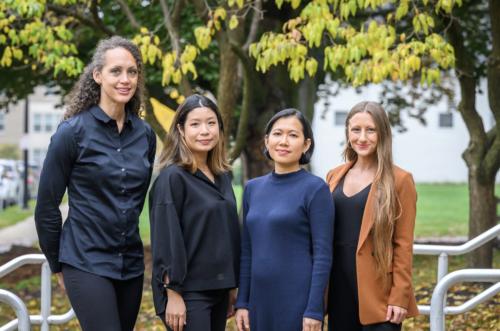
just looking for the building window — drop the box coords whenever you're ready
[439,113,453,128]
[334,111,348,126]
[33,113,42,132]
[0,112,4,131]
[44,114,53,132]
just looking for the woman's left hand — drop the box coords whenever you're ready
[386,305,407,324]
[302,317,322,331]
[227,289,237,318]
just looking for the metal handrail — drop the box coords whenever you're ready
[0,254,75,331]
[414,224,500,282]
[0,290,30,331]
[429,269,500,331]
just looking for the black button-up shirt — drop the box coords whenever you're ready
[35,105,156,280]
[149,164,241,315]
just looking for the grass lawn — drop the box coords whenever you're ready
[0,200,36,230]
[414,183,500,238]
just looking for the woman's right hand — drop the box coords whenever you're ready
[55,272,65,291]
[235,309,250,331]
[165,289,186,331]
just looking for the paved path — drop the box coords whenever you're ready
[0,204,69,253]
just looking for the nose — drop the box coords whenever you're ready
[359,129,368,141]
[119,72,130,83]
[200,123,210,135]
[279,134,289,145]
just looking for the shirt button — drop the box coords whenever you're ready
[118,253,122,257]
[121,188,126,193]
[121,232,126,236]
[117,148,121,152]
[121,168,125,172]
[122,210,126,214]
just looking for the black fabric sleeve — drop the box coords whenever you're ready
[34,121,77,273]
[149,168,187,312]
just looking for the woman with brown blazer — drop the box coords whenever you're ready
[326,101,418,330]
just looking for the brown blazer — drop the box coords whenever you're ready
[326,162,419,325]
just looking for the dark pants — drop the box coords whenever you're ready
[61,263,143,331]
[328,316,401,331]
[161,289,229,331]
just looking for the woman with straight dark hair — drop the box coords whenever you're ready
[150,94,240,331]
[35,36,156,331]
[235,109,334,331]
[326,101,418,330]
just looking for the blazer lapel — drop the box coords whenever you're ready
[328,161,353,192]
[357,184,376,253]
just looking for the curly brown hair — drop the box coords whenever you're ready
[64,36,145,119]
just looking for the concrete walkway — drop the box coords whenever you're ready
[0,204,69,253]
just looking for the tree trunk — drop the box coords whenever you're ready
[447,2,500,268]
[468,169,496,267]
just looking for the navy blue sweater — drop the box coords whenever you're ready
[236,169,334,330]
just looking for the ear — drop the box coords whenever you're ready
[264,134,269,150]
[93,69,102,85]
[303,138,312,153]
[177,123,184,137]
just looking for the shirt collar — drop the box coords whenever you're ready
[89,105,134,128]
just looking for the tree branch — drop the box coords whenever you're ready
[89,0,114,35]
[229,43,255,162]
[116,0,141,30]
[47,4,114,36]
[243,0,263,51]
[172,0,186,29]
[159,0,181,55]
[447,18,487,166]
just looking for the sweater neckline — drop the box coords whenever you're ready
[270,168,305,180]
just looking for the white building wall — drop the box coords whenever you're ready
[311,80,498,183]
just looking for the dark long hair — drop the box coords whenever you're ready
[64,36,145,119]
[158,94,230,174]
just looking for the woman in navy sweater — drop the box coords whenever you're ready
[235,109,334,331]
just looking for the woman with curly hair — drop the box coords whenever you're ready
[326,101,418,330]
[35,36,156,331]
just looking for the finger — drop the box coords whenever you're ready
[244,315,250,331]
[386,306,393,321]
[236,316,244,331]
[178,316,185,331]
[173,316,179,331]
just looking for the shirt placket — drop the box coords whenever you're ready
[114,123,128,269]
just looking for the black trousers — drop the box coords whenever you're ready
[61,263,143,331]
[161,289,229,331]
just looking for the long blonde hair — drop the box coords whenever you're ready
[343,101,399,281]
[158,94,230,174]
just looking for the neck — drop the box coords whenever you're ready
[274,162,301,174]
[353,155,377,171]
[99,99,126,123]
[193,152,209,170]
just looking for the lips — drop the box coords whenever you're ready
[117,88,131,95]
[356,144,370,149]
[198,139,213,145]
[275,149,291,156]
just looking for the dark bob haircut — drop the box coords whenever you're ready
[263,108,315,165]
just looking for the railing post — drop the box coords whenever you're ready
[40,262,51,331]
[0,289,30,331]
[437,253,448,282]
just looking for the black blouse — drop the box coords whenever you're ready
[149,164,240,315]
[35,106,156,279]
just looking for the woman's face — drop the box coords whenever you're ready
[265,116,311,170]
[93,47,138,106]
[348,111,378,159]
[179,107,220,159]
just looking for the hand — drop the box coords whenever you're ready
[302,317,322,331]
[386,305,407,324]
[55,272,65,291]
[227,289,237,318]
[235,309,250,331]
[165,290,186,331]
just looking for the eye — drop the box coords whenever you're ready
[190,122,199,127]
[351,127,360,132]
[272,131,281,136]
[208,120,217,126]
[367,128,377,133]
[110,68,121,75]
[128,68,138,76]
[289,133,298,138]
